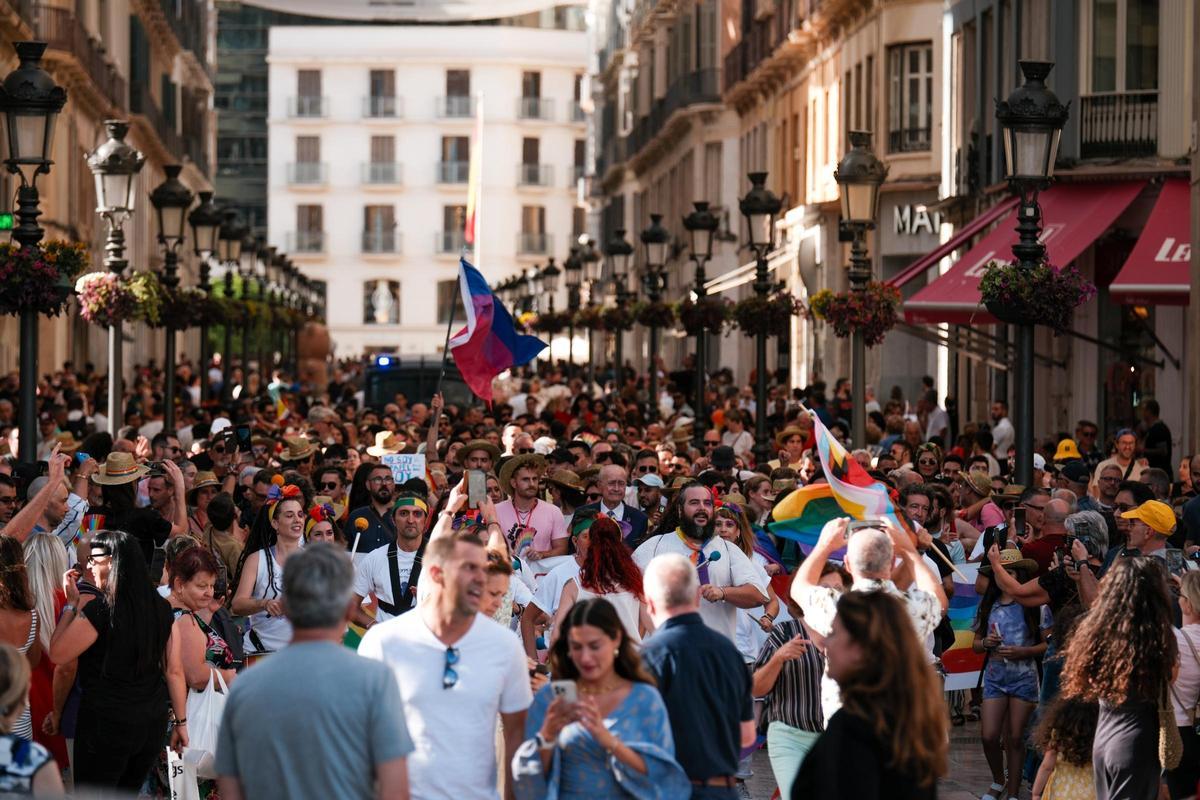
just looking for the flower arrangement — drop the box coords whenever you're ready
[731,291,804,338]
[633,301,675,329]
[159,286,208,329]
[0,241,88,316]
[676,296,731,336]
[808,282,901,346]
[243,298,272,326]
[977,260,1096,333]
[600,305,635,332]
[531,311,569,335]
[127,271,167,326]
[574,305,606,331]
[76,272,138,327]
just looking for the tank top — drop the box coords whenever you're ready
[243,548,292,654]
[12,610,36,740]
[574,581,642,644]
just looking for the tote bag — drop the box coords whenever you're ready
[186,668,229,779]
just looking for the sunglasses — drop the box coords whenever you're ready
[1113,502,1135,512]
[443,646,460,689]
[635,465,658,474]
[319,481,340,491]
[516,448,535,455]
[917,458,938,466]
[585,492,602,502]
[211,445,226,454]
[703,440,719,448]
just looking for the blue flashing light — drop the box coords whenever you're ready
[377,355,392,367]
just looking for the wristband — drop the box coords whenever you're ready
[61,604,76,616]
[175,718,187,726]
[535,732,556,750]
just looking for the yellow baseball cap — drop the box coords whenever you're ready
[1120,500,1176,535]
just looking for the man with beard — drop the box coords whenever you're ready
[352,493,430,628]
[495,454,567,561]
[632,483,768,642]
[347,463,397,555]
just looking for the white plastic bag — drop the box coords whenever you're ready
[185,668,228,779]
[166,746,201,800]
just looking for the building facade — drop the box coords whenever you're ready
[267,19,587,357]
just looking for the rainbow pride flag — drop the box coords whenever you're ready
[767,483,847,559]
[942,561,985,690]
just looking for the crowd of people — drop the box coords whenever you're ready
[0,357,1194,799]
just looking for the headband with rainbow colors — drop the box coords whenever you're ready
[391,496,429,514]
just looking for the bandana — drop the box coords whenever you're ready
[267,484,302,519]
[392,496,428,514]
[305,503,337,535]
[676,527,704,565]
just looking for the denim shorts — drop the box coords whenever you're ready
[983,661,1040,702]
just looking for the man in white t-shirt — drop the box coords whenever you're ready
[352,495,429,629]
[359,526,531,800]
[632,484,767,641]
[518,510,595,658]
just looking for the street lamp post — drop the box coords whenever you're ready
[581,239,602,390]
[604,230,633,390]
[217,211,245,395]
[189,191,222,402]
[238,235,258,378]
[834,132,888,450]
[540,257,560,314]
[85,119,143,438]
[682,203,718,449]
[563,248,581,372]
[148,165,194,433]
[738,172,782,467]
[996,61,1069,487]
[640,215,669,422]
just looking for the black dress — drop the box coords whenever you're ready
[1093,699,1160,800]
[792,709,937,800]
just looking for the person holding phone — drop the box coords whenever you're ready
[514,597,688,799]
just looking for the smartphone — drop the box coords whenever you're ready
[550,679,577,705]
[1013,507,1027,541]
[467,469,486,510]
[234,424,252,453]
[845,518,885,539]
[530,663,550,678]
[1166,548,1186,576]
[988,622,1003,646]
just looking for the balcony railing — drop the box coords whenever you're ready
[626,69,720,157]
[287,231,325,253]
[437,160,470,183]
[38,7,126,110]
[158,0,208,68]
[518,96,554,120]
[1080,91,1158,160]
[570,101,586,122]
[437,95,475,118]
[517,163,554,186]
[288,96,328,118]
[363,95,400,118]
[436,231,466,254]
[130,80,183,157]
[287,162,327,185]
[517,232,551,254]
[362,230,399,254]
[888,127,932,154]
[723,0,815,93]
[362,162,403,185]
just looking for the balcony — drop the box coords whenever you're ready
[37,6,126,111]
[361,162,403,185]
[437,95,475,118]
[517,232,551,255]
[287,231,326,254]
[570,101,586,123]
[1080,91,1158,160]
[888,127,932,154]
[625,69,720,159]
[287,162,327,185]
[723,0,815,108]
[436,231,466,254]
[362,231,399,254]
[363,95,401,118]
[130,80,183,159]
[437,160,470,183]
[157,0,208,69]
[518,96,554,121]
[517,163,554,187]
[288,96,328,118]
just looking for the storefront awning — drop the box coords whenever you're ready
[904,181,1146,325]
[1108,179,1191,306]
[887,196,1019,290]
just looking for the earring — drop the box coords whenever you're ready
[613,649,620,657]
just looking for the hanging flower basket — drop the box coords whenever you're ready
[977,260,1096,333]
[0,241,88,317]
[127,271,167,327]
[676,296,731,336]
[731,291,804,338]
[574,305,606,331]
[633,301,675,329]
[601,305,635,332]
[531,311,569,335]
[76,272,138,327]
[808,281,901,346]
[158,286,208,329]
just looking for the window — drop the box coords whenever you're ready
[522,71,542,98]
[521,206,545,234]
[437,280,466,324]
[363,280,400,325]
[440,205,466,252]
[295,205,323,252]
[522,138,540,165]
[447,69,471,96]
[887,43,932,152]
[363,206,395,252]
[296,136,320,163]
[854,62,863,129]
[1090,0,1158,93]
[370,136,394,163]
[441,136,469,162]
[573,74,583,101]
[368,69,397,116]
[161,75,176,127]
[866,55,875,135]
[298,69,321,97]
[572,206,585,239]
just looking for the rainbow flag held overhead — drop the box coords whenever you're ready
[767,483,847,559]
[809,410,908,532]
[941,561,985,690]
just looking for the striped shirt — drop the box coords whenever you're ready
[752,618,824,733]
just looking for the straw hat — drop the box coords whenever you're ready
[671,426,693,446]
[311,494,347,521]
[1053,439,1083,461]
[461,439,501,464]
[499,453,545,493]
[187,471,220,504]
[92,452,150,486]
[775,426,808,448]
[980,547,1039,576]
[366,431,405,458]
[52,432,81,453]
[665,475,693,495]
[279,436,318,462]
[964,471,993,498]
[548,468,585,493]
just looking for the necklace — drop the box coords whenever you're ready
[578,678,623,695]
[514,499,536,528]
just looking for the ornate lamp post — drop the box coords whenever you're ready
[738,172,782,466]
[563,248,582,371]
[148,165,193,433]
[682,202,718,448]
[640,215,669,421]
[216,211,245,394]
[834,132,888,450]
[189,191,222,402]
[996,60,1069,486]
[540,257,560,314]
[85,119,143,437]
[581,237,603,389]
[238,234,258,377]
[603,229,633,390]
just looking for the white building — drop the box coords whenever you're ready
[267,21,588,357]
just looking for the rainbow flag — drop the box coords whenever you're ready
[275,394,289,421]
[809,411,907,530]
[767,484,847,559]
[942,561,985,690]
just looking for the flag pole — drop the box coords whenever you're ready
[436,278,458,398]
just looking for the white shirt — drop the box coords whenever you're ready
[599,501,624,522]
[722,429,754,460]
[992,416,1014,459]
[632,533,767,642]
[359,611,532,800]
[529,559,581,617]
[925,406,950,442]
[353,546,418,624]
[1173,625,1200,726]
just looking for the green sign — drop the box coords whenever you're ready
[0,213,12,231]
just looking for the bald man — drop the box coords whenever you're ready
[1020,497,1070,575]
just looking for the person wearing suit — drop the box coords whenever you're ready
[575,465,649,547]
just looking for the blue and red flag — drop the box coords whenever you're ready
[449,258,547,403]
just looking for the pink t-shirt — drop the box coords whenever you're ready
[495,499,567,555]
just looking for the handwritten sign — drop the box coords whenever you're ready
[381,453,426,485]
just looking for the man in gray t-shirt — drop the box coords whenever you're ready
[216,544,412,799]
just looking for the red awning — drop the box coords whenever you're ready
[904,181,1146,325]
[1109,179,1191,305]
[887,196,1019,289]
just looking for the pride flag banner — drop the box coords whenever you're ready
[942,561,985,690]
[768,483,847,559]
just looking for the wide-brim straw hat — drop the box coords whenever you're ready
[53,432,81,453]
[548,468,585,493]
[775,426,808,448]
[979,548,1039,576]
[366,431,405,457]
[499,453,546,493]
[92,452,150,486]
[187,471,220,504]
[461,439,501,464]
[279,436,318,462]
[964,471,993,498]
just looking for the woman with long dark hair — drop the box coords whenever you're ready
[514,598,688,799]
[232,484,305,656]
[47,530,182,790]
[345,462,377,517]
[1061,557,1178,800]
[792,591,948,798]
[551,517,650,644]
